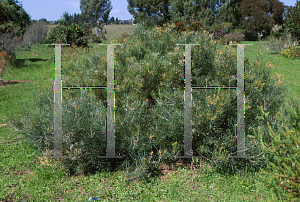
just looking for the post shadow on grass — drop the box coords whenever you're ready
[12,58,50,69]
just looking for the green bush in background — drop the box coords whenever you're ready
[280,45,300,59]
[44,23,89,49]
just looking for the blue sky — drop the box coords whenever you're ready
[18,0,298,22]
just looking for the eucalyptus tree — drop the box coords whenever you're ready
[79,0,112,41]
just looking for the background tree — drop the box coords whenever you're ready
[0,0,31,37]
[110,16,115,24]
[59,12,85,28]
[0,1,16,33]
[271,0,285,27]
[0,0,29,62]
[283,4,296,22]
[127,0,226,30]
[166,0,234,37]
[79,0,112,41]
[127,0,172,28]
[217,0,233,24]
[239,0,268,37]
[30,19,38,24]
[216,0,239,35]
[61,11,73,25]
[226,0,245,30]
[22,20,48,46]
[38,18,48,25]
[239,0,285,39]
[259,0,285,37]
[72,13,81,25]
[283,1,300,43]
[0,0,30,84]
[114,17,119,24]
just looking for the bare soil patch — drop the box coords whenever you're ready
[0,79,37,87]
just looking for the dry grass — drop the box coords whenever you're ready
[103,24,137,43]
[45,24,137,44]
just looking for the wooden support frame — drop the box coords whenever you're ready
[46,43,254,160]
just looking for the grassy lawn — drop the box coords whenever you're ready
[0,25,299,201]
[241,40,300,102]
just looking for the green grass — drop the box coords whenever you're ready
[0,27,298,201]
[241,40,300,102]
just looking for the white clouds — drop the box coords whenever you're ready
[66,1,80,9]
[111,9,120,13]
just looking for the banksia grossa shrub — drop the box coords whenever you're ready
[190,21,202,31]
[254,98,300,201]
[174,21,186,33]
[11,22,295,184]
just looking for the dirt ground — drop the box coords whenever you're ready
[0,79,37,87]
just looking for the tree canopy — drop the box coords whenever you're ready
[239,0,285,37]
[127,0,288,38]
[283,1,300,41]
[127,0,225,28]
[127,0,172,27]
[59,11,85,27]
[80,0,112,28]
[0,0,31,37]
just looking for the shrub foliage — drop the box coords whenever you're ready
[0,29,22,79]
[9,22,299,188]
[283,1,300,44]
[44,23,89,48]
[254,98,300,201]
